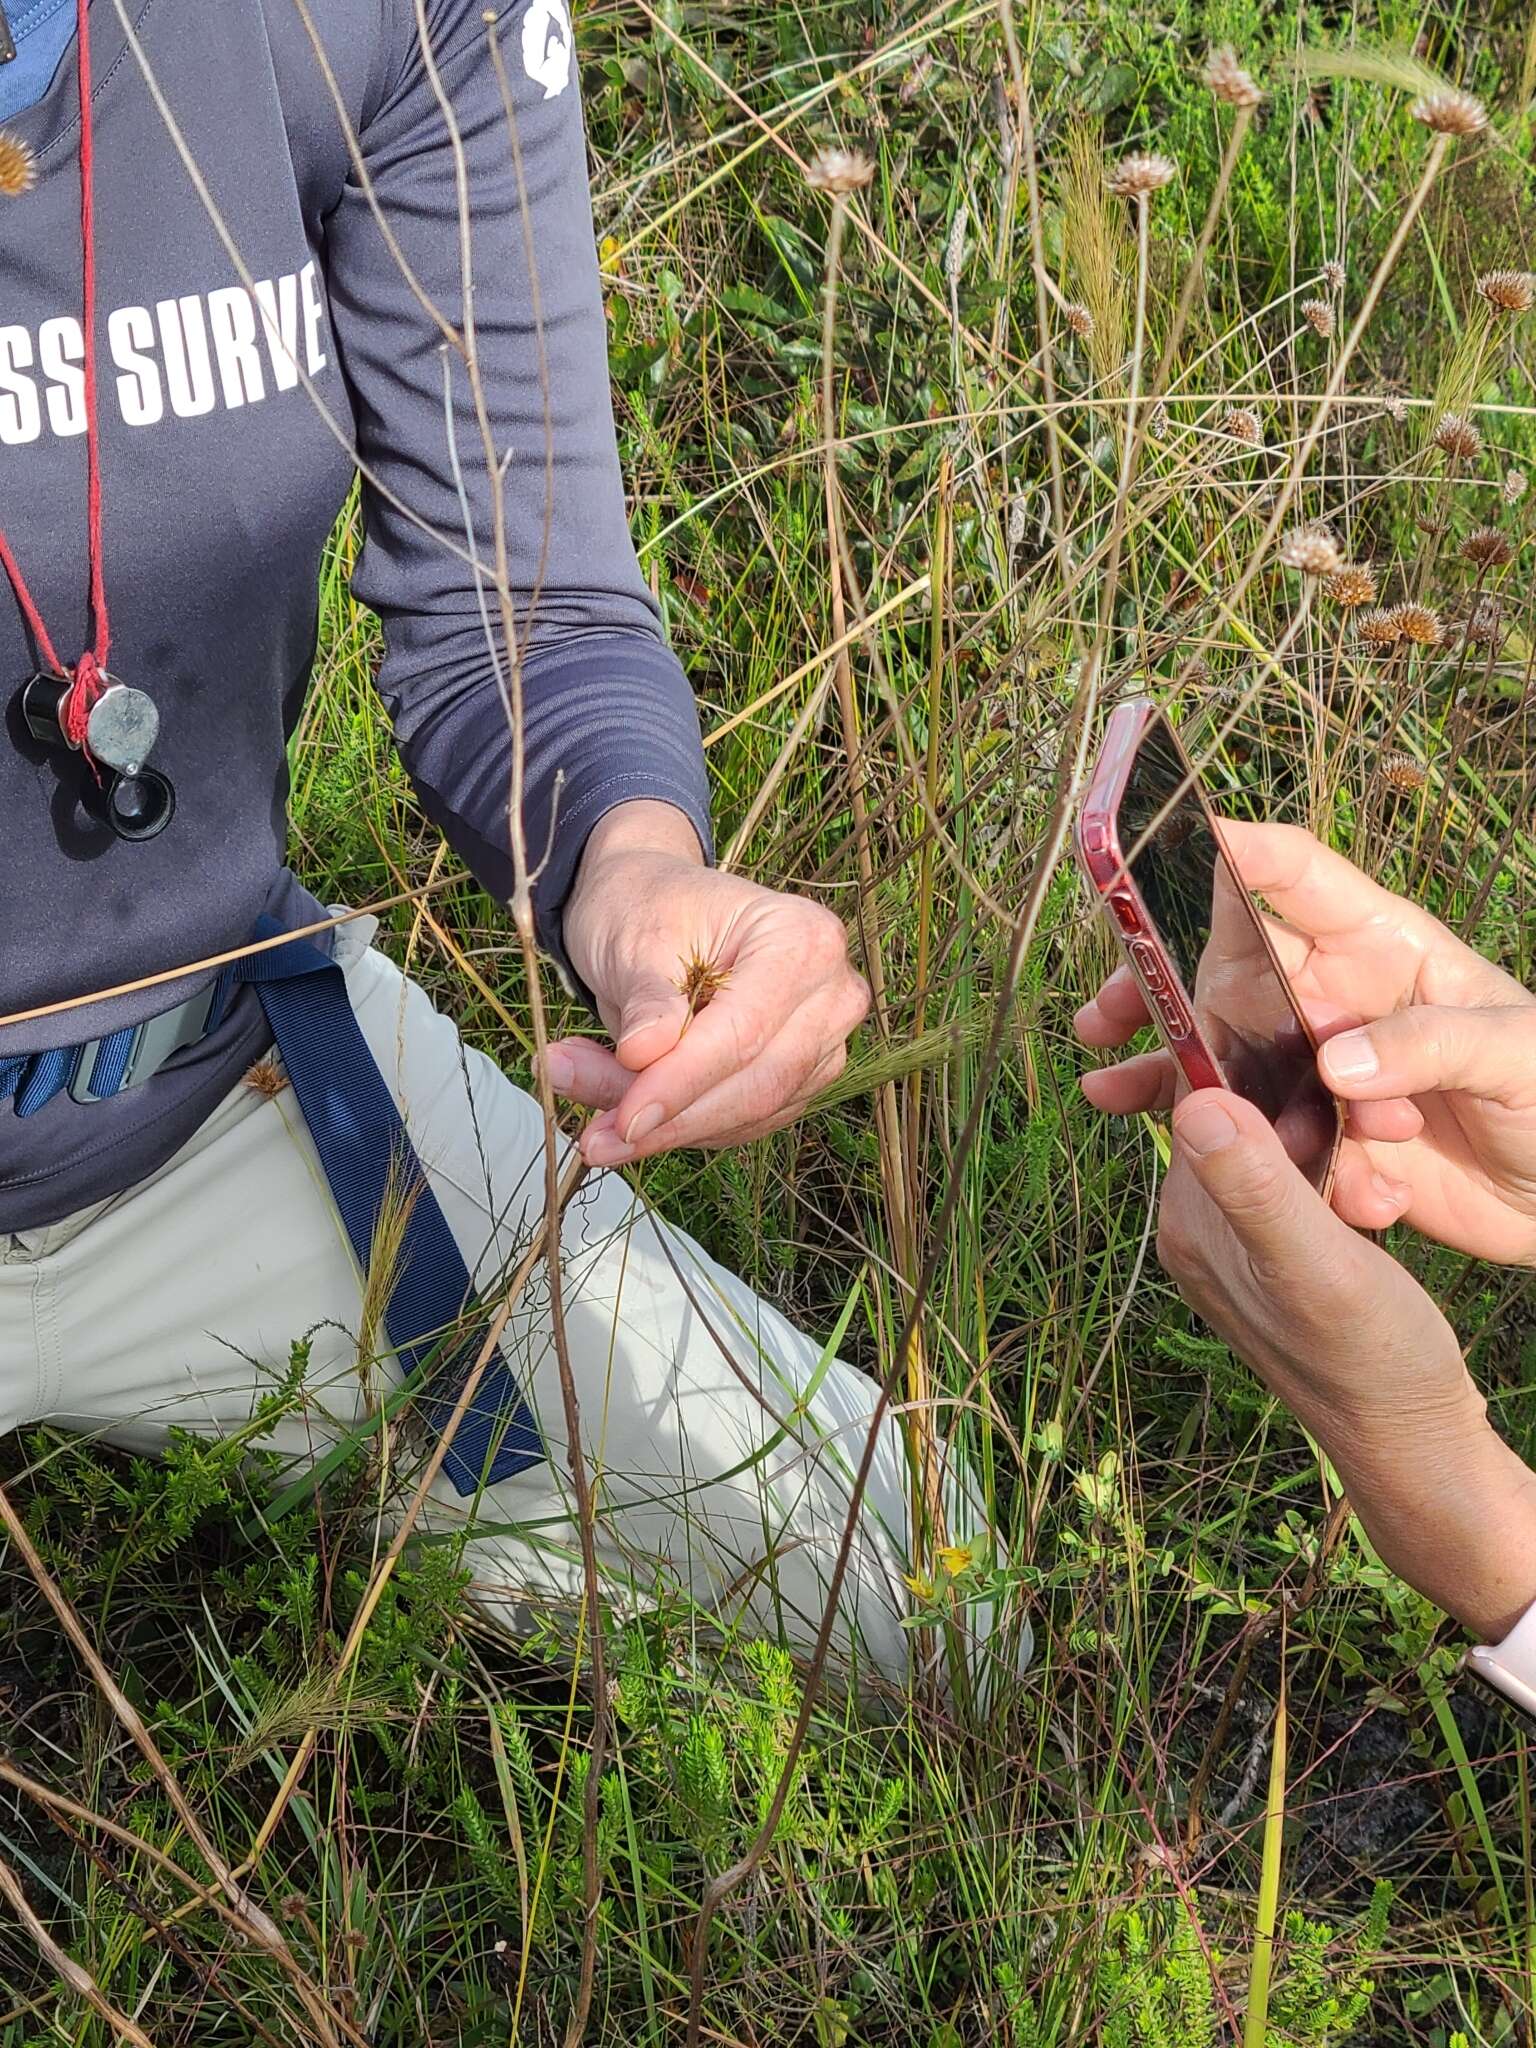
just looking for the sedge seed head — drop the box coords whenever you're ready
[1461,525,1514,569]
[1063,302,1094,340]
[243,1057,290,1101]
[1327,564,1378,608]
[1379,749,1429,793]
[1301,298,1335,339]
[1504,468,1529,505]
[1321,259,1346,292]
[1277,525,1343,576]
[0,130,36,198]
[1204,46,1263,108]
[804,147,875,196]
[1176,654,1212,687]
[1221,405,1263,444]
[1382,394,1408,423]
[1355,606,1402,647]
[1410,89,1489,137]
[1147,400,1170,438]
[677,950,731,1016]
[1476,268,1536,315]
[1107,151,1177,199]
[1433,411,1483,460]
[1389,601,1443,645]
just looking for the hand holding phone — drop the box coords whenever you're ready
[1074,698,1343,1194]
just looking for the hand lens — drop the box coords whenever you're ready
[19,671,176,842]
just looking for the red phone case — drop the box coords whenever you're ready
[1075,699,1227,1094]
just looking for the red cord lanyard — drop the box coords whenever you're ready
[0,0,112,757]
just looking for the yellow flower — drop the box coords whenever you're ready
[902,1570,935,1601]
[935,1542,976,1577]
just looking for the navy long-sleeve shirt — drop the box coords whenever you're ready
[0,0,713,1231]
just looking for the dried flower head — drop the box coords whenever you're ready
[1433,411,1483,460]
[678,949,731,1016]
[804,147,875,196]
[1379,749,1429,794]
[1461,525,1514,569]
[1221,405,1263,444]
[1147,400,1170,439]
[1476,268,1536,315]
[1464,596,1504,646]
[1176,654,1212,687]
[243,1057,290,1101]
[1327,563,1378,608]
[1277,525,1343,576]
[1063,302,1094,340]
[1389,601,1443,646]
[1411,89,1488,137]
[0,130,36,199]
[1504,468,1529,505]
[1107,152,1177,199]
[1204,46,1263,108]
[943,202,969,285]
[1301,298,1335,339]
[1321,260,1346,293]
[1383,394,1409,423]
[1355,606,1402,648]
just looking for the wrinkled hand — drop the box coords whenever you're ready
[1076,822,1536,1265]
[1158,1090,1536,1640]
[541,802,870,1166]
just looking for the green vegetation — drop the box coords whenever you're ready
[4,0,1536,2039]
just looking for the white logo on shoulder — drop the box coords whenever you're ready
[522,0,573,99]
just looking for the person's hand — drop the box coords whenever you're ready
[1076,822,1536,1265]
[1159,1089,1536,1642]
[540,801,870,1166]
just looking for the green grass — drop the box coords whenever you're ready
[5,0,1536,2040]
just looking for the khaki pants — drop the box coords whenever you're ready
[0,921,1021,1695]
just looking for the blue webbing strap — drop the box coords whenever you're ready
[235,918,544,1494]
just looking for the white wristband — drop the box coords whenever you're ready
[1467,1596,1536,1719]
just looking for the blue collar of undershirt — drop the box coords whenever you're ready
[0,0,79,123]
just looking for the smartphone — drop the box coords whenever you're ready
[1075,697,1342,1196]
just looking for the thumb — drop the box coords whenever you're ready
[611,968,694,1073]
[1171,1090,1333,1271]
[1320,1003,1536,1109]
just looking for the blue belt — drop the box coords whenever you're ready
[4,922,543,1495]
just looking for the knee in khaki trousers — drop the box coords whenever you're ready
[0,920,1024,1695]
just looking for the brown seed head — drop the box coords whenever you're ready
[1301,298,1335,339]
[1321,260,1346,293]
[1476,268,1536,315]
[1326,563,1377,608]
[804,147,875,196]
[1221,405,1262,444]
[1355,606,1401,648]
[0,130,36,199]
[1063,302,1094,340]
[1107,152,1177,199]
[1433,411,1483,460]
[677,950,731,1016]
[1204,46,1263,108]
[1464,596,1504,646]
[1176,654,1212,687]
[1389,601,1443,646]
[1461,525,1514,569]
[1410,89,1489,137]
[1379,749,1429,794]
[1277,525,1343,576]
[243,1057,290,1101]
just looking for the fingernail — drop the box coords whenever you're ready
[541,1049,574,1092]
[1323,1031,1379,1083]
[584,1130,635,1168]
[1370,1170,1409,1208]
[624,1104,666,1147]
[1177,1099,1237,1156]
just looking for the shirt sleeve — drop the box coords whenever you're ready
[319,0,713,984]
